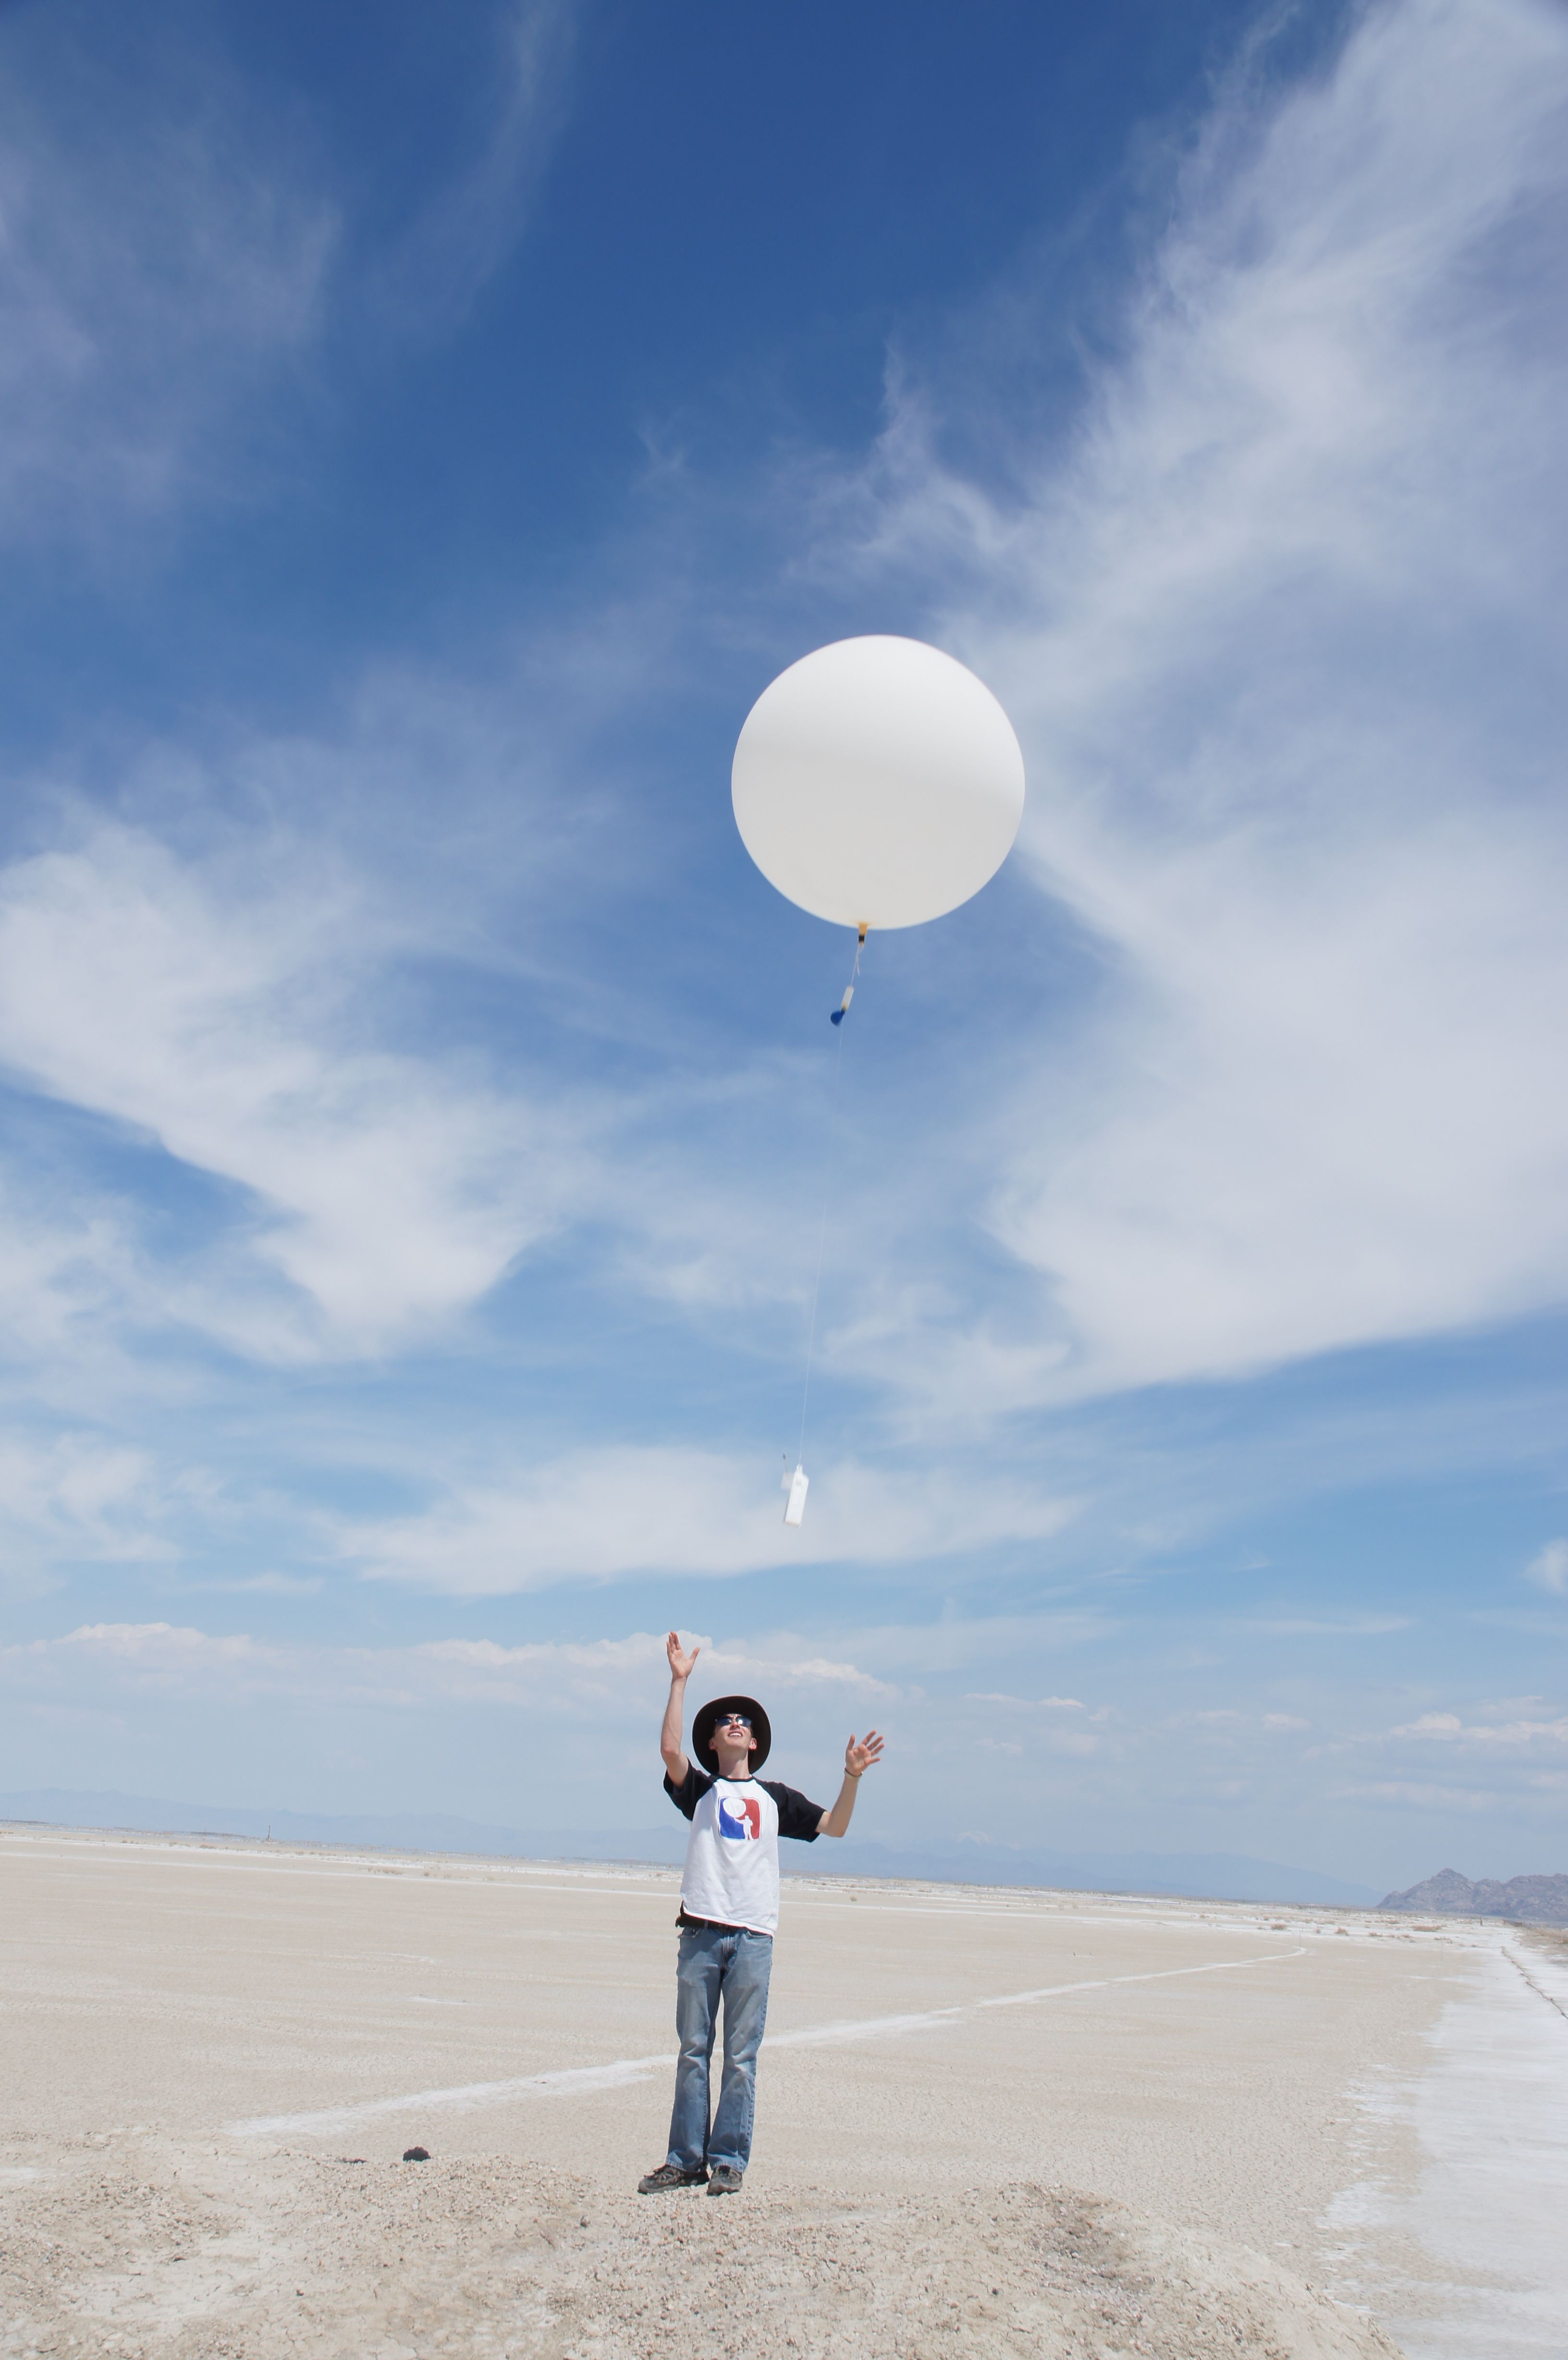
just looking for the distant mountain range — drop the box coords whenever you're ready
[0,1786,1378,1905]
[1380,1868,1568,1925]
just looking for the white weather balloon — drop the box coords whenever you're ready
[731,634,1025,931]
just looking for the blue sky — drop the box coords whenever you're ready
[0,0,1564,1895]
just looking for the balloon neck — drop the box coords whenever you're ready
[857,923,868,944]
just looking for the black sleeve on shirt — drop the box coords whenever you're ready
[760,1779,824,1842]
[664,1762,713,1821]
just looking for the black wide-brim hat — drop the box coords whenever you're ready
[692,1694,772,1777]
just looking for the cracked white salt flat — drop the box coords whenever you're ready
[1325,1928,1568,2360]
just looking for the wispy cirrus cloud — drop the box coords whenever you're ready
[0,12,335,547]
[798,0,1568,1398]
[0,1166,138,1369]
[11,0,1564,1429]
[0,0,577,551]
[363,0,578,337]
[0,1435,173,1581]
[0,822,602,1354]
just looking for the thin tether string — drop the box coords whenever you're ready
[796,934,861,1466]
[796,1024,845,1464]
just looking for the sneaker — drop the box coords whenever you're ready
[637,2162,709,2194]
[707,2163,744,2197]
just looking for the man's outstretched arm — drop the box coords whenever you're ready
[818,1729,884,1837]
[661,1630,698,1783]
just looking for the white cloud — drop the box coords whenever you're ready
[0,1620,430,1714]
[950,1692,1115,1761]
[0,1,577,548]
[1183,1707,1310,1739]
[1391,1708,1568,1750]
[0,0,576,552]
[694,1644,899,1700]
[57,1621,262,1667]
[215,1572,324,1598]
[0,631,871,1375]
[15,0,1563,1432]
[0,1620,898,1719]
[818,0,1568,1394]
[1525,1539,1568,1595]
[423,1631,899,1706]
[0,16,334,545]
[365,0,577,336]
[5,1614,1558,1869]
[0,1434,173,1578]
[0,824,596,1354]
[963,1692,1088,1711]
[346,1445,1077,1592]
[1243,1615,1414,1638]
[0,1175,137,1366]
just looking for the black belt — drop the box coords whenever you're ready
[676,1905,747,1932]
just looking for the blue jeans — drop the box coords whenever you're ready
[666,1923,773,2174]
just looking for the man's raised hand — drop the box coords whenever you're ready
[667,1631,699,1682]
[817,1729,885,1833]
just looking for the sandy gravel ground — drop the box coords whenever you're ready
[2,2133,1401,2360]
[0,1825,1540,2359]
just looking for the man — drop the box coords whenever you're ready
[637,1631,884,2198]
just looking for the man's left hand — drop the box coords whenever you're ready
[845,1730,884,1779]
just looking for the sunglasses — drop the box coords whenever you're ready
[713,1712,753,1731]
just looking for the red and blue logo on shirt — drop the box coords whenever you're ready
[717,1793,762,1841]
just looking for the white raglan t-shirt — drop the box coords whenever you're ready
[664,1763,824,1937]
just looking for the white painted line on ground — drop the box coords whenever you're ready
[765,1946,1306,2050]
[225,2052,679,2138]
[223,1946,1305,2139]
